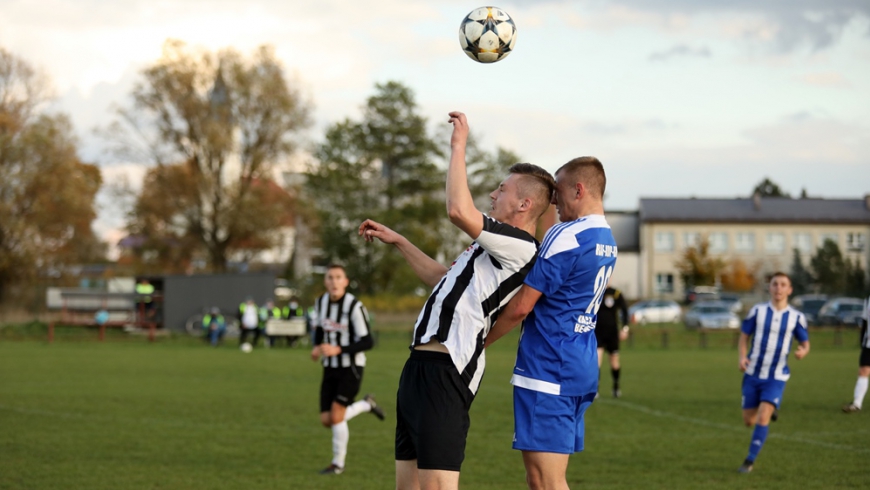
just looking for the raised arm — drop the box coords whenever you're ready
[446,111,484,239]
[359,219,447,288]
[484,284,542,348]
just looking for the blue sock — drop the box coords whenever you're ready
[746,424,769,463]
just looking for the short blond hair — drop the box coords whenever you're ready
[557,157,606,200]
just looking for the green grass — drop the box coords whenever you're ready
[0,326,866,489]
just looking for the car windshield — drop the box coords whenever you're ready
[800,300,827,313]
[841,303,864,312]
[695,306,728,314]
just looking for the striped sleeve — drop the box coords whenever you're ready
[792,312,809,342]
[741,305,759,335]
[350,301,371,338]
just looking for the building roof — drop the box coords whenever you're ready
[640,196,870,224]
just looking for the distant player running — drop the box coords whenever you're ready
[737,272,810,473]
[842,295,870,413]
[486,156,617,490]
[311,264,385,475]
[359,111,555,490]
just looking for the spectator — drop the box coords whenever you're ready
[203,308,226,347]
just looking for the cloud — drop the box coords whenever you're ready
[519,0,870,52]
[649,44,712,61]
[798,71,852,88]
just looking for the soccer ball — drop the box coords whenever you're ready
[240,342,253,353]
[458,6,517,63]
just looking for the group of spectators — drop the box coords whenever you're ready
[203,296,306,348]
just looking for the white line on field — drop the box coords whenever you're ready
[595,398,870,453]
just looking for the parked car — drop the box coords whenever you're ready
[684,286,719,304]
[718,293,744,314]
[816,297,865,326]
[629,300,682,324]
[791,294,829,325]
[683,301,740,329]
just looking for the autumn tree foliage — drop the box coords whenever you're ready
[110,40,310,271]
[674,238,726,291]
[0,47,103,302]
[720,257,758,292]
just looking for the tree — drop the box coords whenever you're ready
[674,238,726,291]
[0,47,104,302]
[810,239,845,294]
[843,258,869,298]
[306,82,445,295]
[752,177,790,197]
[108,40,311,271]
[789,248,814,295]
[720,258,757,292]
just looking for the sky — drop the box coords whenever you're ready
[1,0,869,249]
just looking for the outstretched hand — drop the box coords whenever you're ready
[359,219,401,245]
[448,111,469,148]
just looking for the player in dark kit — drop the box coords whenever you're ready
[595,284,629,398]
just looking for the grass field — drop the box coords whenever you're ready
[1,324,867,489]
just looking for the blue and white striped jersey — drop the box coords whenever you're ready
[511,215,617,397]
[742,302,809,381]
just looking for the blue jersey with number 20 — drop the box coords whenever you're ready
[511,215,617,397]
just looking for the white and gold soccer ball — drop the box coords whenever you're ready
[240,342,253,353]
[458,6,517,63]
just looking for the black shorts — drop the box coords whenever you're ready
[395,350,473,471]
[595,327,619,354]
[319,366,363,413]
[860,347,870,367]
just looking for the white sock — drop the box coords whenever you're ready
[331,421,349,468]
[854,376,868,409]
[344,400,371,421]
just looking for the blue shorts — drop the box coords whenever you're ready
[513,387,595,454]
[741,375,787,409]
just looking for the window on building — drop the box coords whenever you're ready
[655,232,674,252]
[847,232,865,252]
[709,232,728,253]
[684,232,700,249]
[793,233,812,253]
[656,273,674,293]
[735,232,756,253]
[765,233,785,253]
[819,233,839,248]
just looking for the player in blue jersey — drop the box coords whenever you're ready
[486,156,615,490]
[736,272,810,474]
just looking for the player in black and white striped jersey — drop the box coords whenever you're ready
[843,296,870,413]
[310,264,385,475]
[359,111,555,490]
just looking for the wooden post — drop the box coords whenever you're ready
[699,329,707,349]
[149,322,155,342]
[661,329,669,349]
[99,323,106,341]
